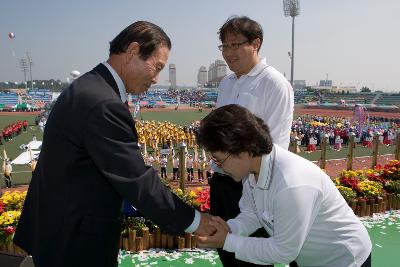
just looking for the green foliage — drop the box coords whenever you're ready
[360,86,371,93]
[385,180,400,194]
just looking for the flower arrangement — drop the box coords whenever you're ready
[121,217,156,236]
[0,191,27,211]
[336,186,357,203]
[381,160,400,181]
[173,188,201,210]
[385,180,400,195]
[119,187,210,237]
[170,187,210,212]
[339,176,361,193]
[194,187,210,212]
[0,191,26,246]
[358,181,384,199]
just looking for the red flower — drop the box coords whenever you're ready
[4,226,16,235]
[340,177,361,193]
[374,164,382,171]
[195,188,210,212]
[200,203,210,212]
[0,201,4,214]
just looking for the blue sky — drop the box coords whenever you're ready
[1,0,399,91]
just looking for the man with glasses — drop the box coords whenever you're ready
[210,16,294,267]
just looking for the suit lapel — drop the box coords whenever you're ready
[92,63,121,99]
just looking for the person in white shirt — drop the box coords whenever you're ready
[197,104,372,267]
[145,153,155,167]
[3,158,13,188]
[160,155,168,179]
[186,154,194,181]
[197,156,205,182]
[211,16,294,267]
[172,156,180,180]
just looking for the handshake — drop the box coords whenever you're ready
[194,213,231,248]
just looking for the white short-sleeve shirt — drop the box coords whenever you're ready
[217,59,294,149]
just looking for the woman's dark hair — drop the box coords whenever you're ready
[197,104,273,156]
[109,21,171,60]
[218,16,263,52]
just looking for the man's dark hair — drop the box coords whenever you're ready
[197,104,273,156]
[109,21,171,60]
[218,16,263,52]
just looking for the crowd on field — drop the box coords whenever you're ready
[0,120,28,145]
[291,115,399,152]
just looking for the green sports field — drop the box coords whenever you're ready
[0,110,397,187]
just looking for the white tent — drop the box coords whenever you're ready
[27,140,42,150]
[11,150,40,165]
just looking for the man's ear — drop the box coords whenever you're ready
[252,38,261,52]
[126,42,140,58]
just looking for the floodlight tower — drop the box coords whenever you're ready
[26,52,34,90]
[283,0,300,87]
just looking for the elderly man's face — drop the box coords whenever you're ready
[123,44,169,94]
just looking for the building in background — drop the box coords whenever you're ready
[197,66,207,87]
[169,64,176,89]
[293,80,306,91]
[206,60,227,87]
[320,79,332,87]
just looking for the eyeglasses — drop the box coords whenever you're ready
[218,40,249,51]
[210,153,231,167]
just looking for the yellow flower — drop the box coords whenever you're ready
[189,191,197,198]
[0,211,21,227]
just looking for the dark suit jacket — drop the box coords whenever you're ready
[13,64,195,267]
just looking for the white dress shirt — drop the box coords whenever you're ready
[101,62,200,233]
[223,145,372,266]
[217,59,294,149]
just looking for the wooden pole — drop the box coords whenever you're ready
[135,237,144,252]
[184,232,192,248]
[128,229,136,252]
[320,136,328,169]
[142,227,149,250]
[292,137,299,154]
[347,133,355,170]
[395,130,400,160]
[179,142,187,193]
[154,227,161,248]
[371,134,379,168]
[167,235,174,249]
[161,233,168,248]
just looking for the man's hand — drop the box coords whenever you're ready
[194,212,217,236]
[197,216,230,248]
[210,216,231,233]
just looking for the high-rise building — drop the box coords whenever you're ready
[319,80,332,87]
[197,66,207,87]
[208,63,215,82]
[169,64,176,89]
[215,60,227,79]
[293,80,306,91]
[207,60,227,83]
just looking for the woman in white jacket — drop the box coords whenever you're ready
[196,104,372,267]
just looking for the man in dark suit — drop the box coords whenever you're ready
[13,21,215,267]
